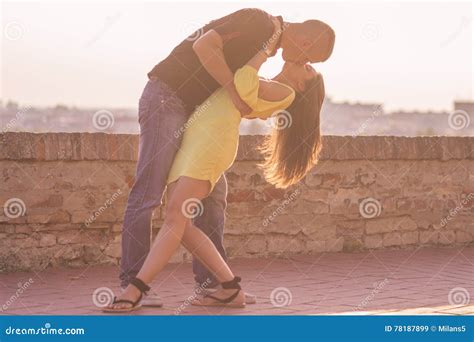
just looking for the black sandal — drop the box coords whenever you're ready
[102,277,151,313]
[192,277,245,308]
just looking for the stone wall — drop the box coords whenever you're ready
[0,132,473,272]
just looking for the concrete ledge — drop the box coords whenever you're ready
[1,132,472,161]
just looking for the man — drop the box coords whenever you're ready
[120,8,335,305]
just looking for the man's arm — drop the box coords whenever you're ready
[193,29,252,116]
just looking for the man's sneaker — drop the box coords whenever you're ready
[194,283,257,305]
[243,292,257,305]
[141,292,164,307]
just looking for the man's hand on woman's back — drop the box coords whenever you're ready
[226,83,252,117]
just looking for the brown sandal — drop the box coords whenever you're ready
[192,277,245,308]
[102,277,150,313]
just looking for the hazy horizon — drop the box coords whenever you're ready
[1,1,473,112]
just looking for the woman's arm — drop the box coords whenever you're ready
[245,50,269,73]
[238,51,293,103]
[257,79,293,102]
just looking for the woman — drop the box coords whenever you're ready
[104,48,325,312]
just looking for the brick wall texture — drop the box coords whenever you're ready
[0,133,473,271]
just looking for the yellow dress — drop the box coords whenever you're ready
[167,65,295,192]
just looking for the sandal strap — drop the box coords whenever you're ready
[112,294,143,307]
[130,277,151,295]
[221,276,242,290]
[205,289,241,304]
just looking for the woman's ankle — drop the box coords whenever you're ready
[221,276,242,289]
[124,284,142,298]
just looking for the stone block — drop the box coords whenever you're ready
[383,232,402,247]
[364,234,383,249]
[39,233,56,247]
[401,231,419,245]
[268,235,305,254]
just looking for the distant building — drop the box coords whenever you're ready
[1,99,473,136]
[454,101,474,118]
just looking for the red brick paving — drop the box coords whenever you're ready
[0,247,473,315]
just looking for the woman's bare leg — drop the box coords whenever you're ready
[180,221,233,282]
[109,177,238,309]
[181,221,245,304]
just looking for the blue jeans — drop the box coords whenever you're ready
[119,79,227,288]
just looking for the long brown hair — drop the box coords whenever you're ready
[260,73,325,188]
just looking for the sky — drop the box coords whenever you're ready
[1,0,473,112]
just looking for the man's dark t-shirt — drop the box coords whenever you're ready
[148,8,281,114]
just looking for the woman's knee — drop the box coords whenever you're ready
[164,199,184,223]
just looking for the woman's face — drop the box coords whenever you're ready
[283,62,317,92]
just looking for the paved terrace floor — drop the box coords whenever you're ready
[1,247,473,315]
